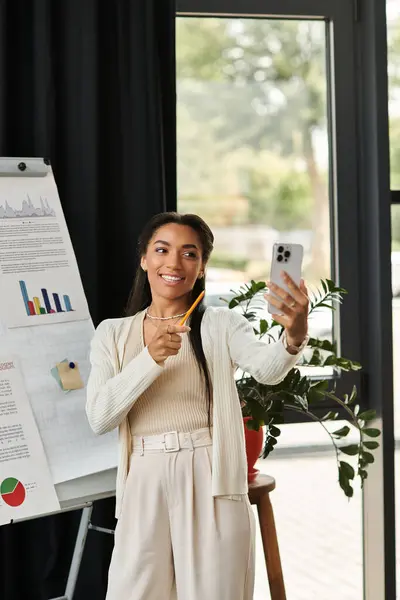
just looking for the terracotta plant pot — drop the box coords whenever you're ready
[243,417,264,482]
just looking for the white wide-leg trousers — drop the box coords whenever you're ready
[106,428,255,600]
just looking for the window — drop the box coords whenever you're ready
[177,17,332,342]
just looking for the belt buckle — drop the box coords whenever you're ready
[163,431,180,453]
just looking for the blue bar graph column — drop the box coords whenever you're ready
[53,293,63,312]
[19,281,30,316]
[63,295,73,312]
[41,288,52,313]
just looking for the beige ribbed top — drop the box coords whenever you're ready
[86,308,304,517]
[122,312,210,436]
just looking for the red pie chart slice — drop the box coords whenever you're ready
[1,477,26,507]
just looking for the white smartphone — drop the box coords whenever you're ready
[267,243,304,315]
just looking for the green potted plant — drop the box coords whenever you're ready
[225,279,381,498]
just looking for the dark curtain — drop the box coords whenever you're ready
[0,1,176,598]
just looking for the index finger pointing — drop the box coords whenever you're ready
[168,325,191,334]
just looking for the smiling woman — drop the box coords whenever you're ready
[86,211,308,600]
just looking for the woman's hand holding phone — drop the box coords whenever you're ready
[264,271,309,348]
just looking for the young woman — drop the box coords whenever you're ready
[86,212,309,600]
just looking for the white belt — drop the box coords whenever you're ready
[131,427,212,455]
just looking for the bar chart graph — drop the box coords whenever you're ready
[19,280,74,317]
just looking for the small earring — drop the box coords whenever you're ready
[142,266,147,272]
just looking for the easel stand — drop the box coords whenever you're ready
[50,506,115,600]
[0,157,118,600]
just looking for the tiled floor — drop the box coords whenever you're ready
[252,449,400,599]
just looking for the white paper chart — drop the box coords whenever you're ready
[0,357,60,524]
[0,175,90,328]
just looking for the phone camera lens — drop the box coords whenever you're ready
[278,246,284,253]
[284,250,291,258]
[277,255,283,262]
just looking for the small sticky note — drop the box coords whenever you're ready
[51,359,69,392]
[56,360,84,391]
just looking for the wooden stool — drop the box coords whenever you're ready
[248,474,286,600]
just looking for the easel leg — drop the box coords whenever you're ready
[50,505,93,600]
[64,505,94,598]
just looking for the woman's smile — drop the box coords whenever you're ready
[159,273,186,286]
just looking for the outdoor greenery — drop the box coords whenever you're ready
[225,279,381,499]
[208,252,248,271]
[177,15,400,281]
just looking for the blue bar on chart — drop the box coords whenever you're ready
[19,281,30,316]
[41,288,54,314]
[52,293,63,313]
[63,295,73,312]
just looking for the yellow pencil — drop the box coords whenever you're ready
[179,291,205,326]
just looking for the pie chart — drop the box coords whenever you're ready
[1,477,26,507]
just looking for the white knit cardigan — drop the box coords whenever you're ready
[86,307,301,518]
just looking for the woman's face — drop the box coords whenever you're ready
[141,223,205,303]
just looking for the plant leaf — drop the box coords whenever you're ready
[312,380,329,392]
[269,425,281,437]
[315,302,335,309]
[309,349,323,366]
[307,380,329,404]
[344,485,354,498]
[250,280,266,293]
[338,464,354,497]
[339,461,355,480]
[228,298,241,309]
[362,451,375,464]
[327,279,335,291]
[340,444,359,456]
[362,428,381,438]
[324,355,338,366]
[292,394,308,411]
[348,386,357,405]
[308,338,335,352]
[363,441,379,450]
[332,425,350,438]
[357,409,376,422]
